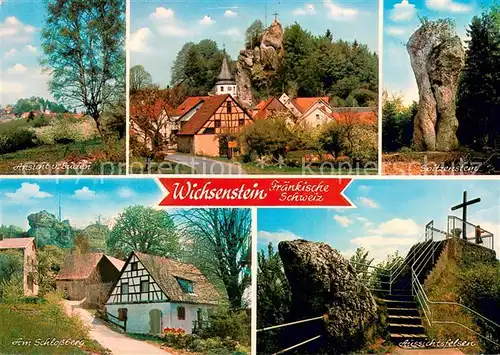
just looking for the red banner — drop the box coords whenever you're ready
[157,178,353,207]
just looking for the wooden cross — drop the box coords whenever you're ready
[273,12,279,22]
[451,191,481,240]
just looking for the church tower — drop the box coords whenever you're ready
[214,53,237,97]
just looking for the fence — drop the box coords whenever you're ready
[447,215,494,251]
[257,315,327,354]
[106,311,127,332]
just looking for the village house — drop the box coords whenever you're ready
[0,238,38,296]
[105,251,220,335]
[56,253,125,307]
[176,94,253,157]
[130,99,176,150]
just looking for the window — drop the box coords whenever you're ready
[140,280,149,293]
[177,278,194,293]
[214,120,221,128]
[118,308,128,321]
[316,114,320,120]
[226,101,232,113]
[130,262,138,271]
[203,127,215,134]
[239,119,245,126]
[228,86,232,91]
[177,306,186,320]
[220,86,224,92]
[121,282,129,294]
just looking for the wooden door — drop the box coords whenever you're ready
[149,309,162,334]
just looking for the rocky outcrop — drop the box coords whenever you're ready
[236,20,285,107]
[28,210,73,248]
[407,20,465,151]
[278,240,377,353]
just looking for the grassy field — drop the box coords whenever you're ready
[0,138,126,175]
[129,156,193,174]
[0,303,108,354]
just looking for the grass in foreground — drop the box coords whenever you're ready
[0,302,108,354]
[0,138,126,175]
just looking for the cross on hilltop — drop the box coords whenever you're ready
[273,12,279,22]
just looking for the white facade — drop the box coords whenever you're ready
[299,100,334,128]
[106,302,211,334]
[216,84,237,96]
[278,93,302,118]
[105,253,214,335]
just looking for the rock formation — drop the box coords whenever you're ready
[407,20,465,151]
[28,210,73,248]
[236,20,285,108]
[278,239,377,353]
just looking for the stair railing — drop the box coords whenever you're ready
[447,215,495,251]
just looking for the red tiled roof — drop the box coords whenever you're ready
[106,255,125,272]
[173,96,209,117]
[253,97,289,120]
[0,238,34,249]
[293,97,330,113]
[178,94,230,135]
[56,253,124,280]
[135,252,221,305]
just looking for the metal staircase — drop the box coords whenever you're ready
[352,216,498,347]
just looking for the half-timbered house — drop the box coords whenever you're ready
[176,94,253,157]
[105,251,220,335]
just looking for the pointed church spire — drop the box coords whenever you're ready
[214,46,238,97]
[217,54,233,82]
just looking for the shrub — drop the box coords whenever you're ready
[202,307,251,345]
[458,262,500,353]
[30,115,51,128]
[34,117,98,145]
[0,274,24,304]
[0,128,38,154]
[241,116,294,158]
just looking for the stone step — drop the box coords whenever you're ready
[384,294,414,302]
[388,323,426,335]
[388,315,423,325]
[378,299,417,308]
[387,307,420,316]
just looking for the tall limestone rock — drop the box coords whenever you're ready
[407,20,465,151]
[236,20,285,108]
[278,240,377,354]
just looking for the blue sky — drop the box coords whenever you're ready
[131,0,379,87]
[383,0,494,104]
[0,0,51,106]
[0,178,163,230]
[258,179,500,261]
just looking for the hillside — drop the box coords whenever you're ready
[423,238,499,354]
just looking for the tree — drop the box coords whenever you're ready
[382,92,416,152]
[130,65,153,93]
[36,245,67,296]
[0,225,25,239]
[0,250,24,283]
[349,247,374,283]
[257,243,292,354]
[245,20,264,49]
[40,0,125,136]
[457,5,500,150]
[178,208,251,309]
[107,205,180,258]
[317,121,343,157]
[82,220,110,252]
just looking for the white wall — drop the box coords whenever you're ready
[106,302,212,335]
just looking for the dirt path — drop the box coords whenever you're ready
[69,304,171,355]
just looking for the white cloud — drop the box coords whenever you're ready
[224,9,238,17]
[293,4,316,16]
[334,214,353,227]
[199,15,215,25]
[0,17,36,42]
[390,0,416,21]
[357,216,373,228]
[386,26,407,36]
[157,24,190,37]
[130,27,153,53]
[359,197,379,208]
[151,7,175,21]
[5,183,52,202]
[117,187,135,198]
[0,81,24,94]
[370,218,421,237]
[4,48,17,58]
[323,0,358,20]
[258,230,302,245]
[351,235,418,248]
[7,63,28,73]
[426,0,472,12]
[358,185,372,192]
[73,186,96,200]
[220,28,242,37]
[25,45,37,53]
